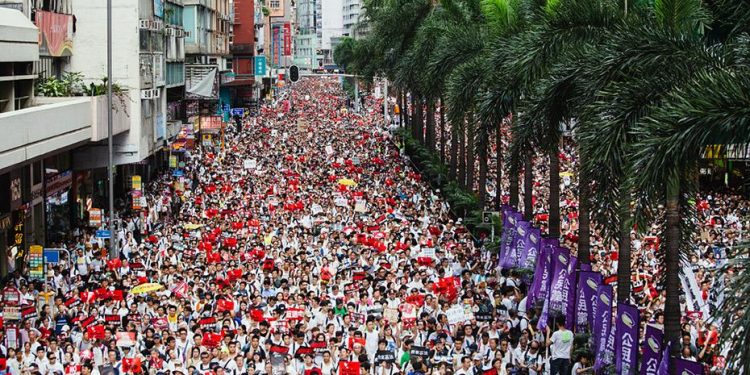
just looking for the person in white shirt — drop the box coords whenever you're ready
[44,353,65,375]
[546,320,573,375]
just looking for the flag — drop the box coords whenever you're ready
[593,285,613,372]
[657,342,671,375]
[641,325,664,375]
[564,255,578,331]
[614,303,639,374]
[674,358,704,375]
[575,271,601,333]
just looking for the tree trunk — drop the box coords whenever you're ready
[478,127,488,208]
[617,191,632,301]
[509,151,519,208]
[440,98,446,165]
[426,100,436,153]
[524,154,533,220]
[458,123,466,188]
[402,92,409,129]
[664,172,682,359]
[415,96,424,144]
[466,118,475,193]
[548,143,561,239]
[495,121,503,210]
[577,151,591,264]
[449,124,459,180]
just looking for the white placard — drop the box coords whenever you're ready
[311,204,323,216]
[335,197,348,207]
[244,159,257,170]
[419,248,436,258]
[325,145,334,156]
[354,200,367,213]
[446,305,467,325]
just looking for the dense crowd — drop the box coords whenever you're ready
[0,78,737,375]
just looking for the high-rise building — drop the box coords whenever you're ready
[227,0,257,106]
[294,0,317,71]
[320,0,343,66]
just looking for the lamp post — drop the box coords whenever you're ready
[107,0,118,259]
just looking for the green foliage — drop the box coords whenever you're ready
[36,72,84,97]
[333,37,357,70]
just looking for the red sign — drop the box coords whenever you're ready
[338,361,360,375]
[283,23,291,56]
[273,26,280,66]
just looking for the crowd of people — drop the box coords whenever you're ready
[0,77,739,375]
[429,96,737,372]
[0,78,558,375]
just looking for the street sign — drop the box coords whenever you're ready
[230,108,245,116]
[43,249,60,264]
[96,230,112,239]
[254,56,267,77]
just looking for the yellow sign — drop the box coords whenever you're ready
[29,245,44,281]
[132,175,142,190]
[169,155,178,168]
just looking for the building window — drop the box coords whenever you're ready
[270,0,280,8]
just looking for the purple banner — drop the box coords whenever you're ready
[564,255,578,331]
[603,321,616,370]
[527,239,555,311]
[615,303,639,374]
[500,205,514,256]
[548,246,571,313]
[593,285,613,372]
[520,227,541,270]
[509,221,531,268]
[641,325,664,375]
[674,358,703,375]
[656,341,670,375]
[500,212,522,269]
[674,358,704,375]
[580,263,592,272]
[575,271,601,333]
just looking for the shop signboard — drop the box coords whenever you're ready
[132,190,143,210]
[132,175,142,190]
[89,208,102,227]
[29,245,45,281]
[45,171,72,197]
[200,116,224,133]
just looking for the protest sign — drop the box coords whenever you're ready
[446,305,467,325]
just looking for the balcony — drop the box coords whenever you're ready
[0,97,90,171]
[87,95,130,142]
[0,94,132,171]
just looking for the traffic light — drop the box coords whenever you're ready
[289,65,300,82]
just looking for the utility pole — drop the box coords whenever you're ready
[107,0,118,259]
